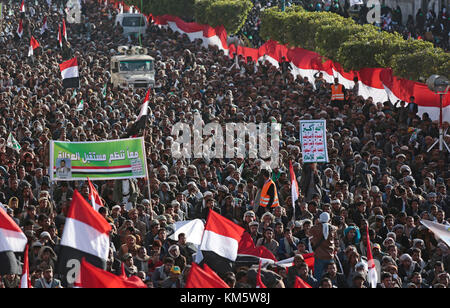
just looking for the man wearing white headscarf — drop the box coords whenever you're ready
[310,212,337,281]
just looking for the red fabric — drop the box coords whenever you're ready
[87,177,104,209]
[294,276,312,288]
[20,244,31,288]
[30,36,40,50]
[185,263,229,288]
[303,253,315,270]
[238,232,277,261]
[0,206,23,232]
[66,190,111,235]
[79,258,146,288]
[205,209,245,242]
[256,261,266,288]
[147,13,449,109]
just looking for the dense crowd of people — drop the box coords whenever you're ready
[0,0,449,289]
[238,0,449,51]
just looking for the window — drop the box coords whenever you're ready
[122,16,146,27]
[119,60,153,72]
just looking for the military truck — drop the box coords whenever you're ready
[110,46,155,90]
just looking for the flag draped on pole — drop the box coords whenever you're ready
[20,0,25,13]
[0,207,27,275]
[420,220,450,247]
[56,190,111,286]
[366,225,377,288]
[20,244,31,288]
[17,19,23,38]
[289,160,299,220]
[59,57,80,89]
[7,133,21,153]
[256,260,266,288]
[28,36,40,57]
[185,262,229,288]
[87,178,103,211]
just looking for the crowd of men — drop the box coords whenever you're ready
[0,0,449,288]
[238,0,449,51]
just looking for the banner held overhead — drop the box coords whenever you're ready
[50,138,148,181]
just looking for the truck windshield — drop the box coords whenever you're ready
[122,16,146,27]
[119,60,153,72]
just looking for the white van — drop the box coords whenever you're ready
[115,13,148,38]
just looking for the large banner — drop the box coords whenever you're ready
[50,138,148,181]
[299,120,329,163]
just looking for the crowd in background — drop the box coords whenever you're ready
[238,0,449,50]
[0,0,448,288]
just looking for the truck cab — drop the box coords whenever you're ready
[115,13,148,39]
[110,46,155,90]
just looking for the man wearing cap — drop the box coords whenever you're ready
[160,265,183,288]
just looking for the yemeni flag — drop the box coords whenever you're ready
[198,210,245,275]
[0,206,27,275]
[136,88,151,122]
[185,262,229,288]
[60,57,80,89]
[62,18,67,41]
[78,258,146,288]
[40,16,48,34]
[28,36,40,57]
[57,24,63,48]
[20,0,25,13]
[256,260,266,288]
[87,178,103,211]
[17,19,23,38]
[20,244,31,288]
[365,225,377,288]
[56,190,111,286]
[294,276,312,288]
[290,160,299,220]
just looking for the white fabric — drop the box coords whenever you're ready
[60,218,110,260]
[169,219,205,246]
[199,230,239,261]
[420,220,450,247]
[0,227,27,253]
[320,212,330,240]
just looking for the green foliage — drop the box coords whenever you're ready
[124,0,253,34]
[260,8,449,80]
[195,0,253,34]
[391,49,450,81]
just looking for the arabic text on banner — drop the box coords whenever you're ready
[50,138,148,181]
[299,120,329,163]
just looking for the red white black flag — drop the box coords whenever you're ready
[59,57,80,89]
[0,206,27,275]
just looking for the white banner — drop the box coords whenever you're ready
[299,120,329,163]
[420,220,450,248]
